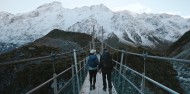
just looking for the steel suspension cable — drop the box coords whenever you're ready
[113,60,179,94]
[57,61,86,93]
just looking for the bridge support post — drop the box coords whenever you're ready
[141,73,145,94]
[121,64,127,94]
[79,61,82,87]
[117,50,124,92]
[141,51,147,94]
[101,26,104,53]
[72,65,76,94]
[84,59,86,77]
[89,42,92,50]
[73,49,80,93]
[51,53,58,94]
[53,73,58,94]
[91,25,95,50]
[119,50,124,73]
[121,50,127,94]
[114,54,118,87]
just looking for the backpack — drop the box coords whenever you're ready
[101,52,113,68]
[88,55,98,68]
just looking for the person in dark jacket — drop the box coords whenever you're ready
[86,49,99,90]
[99,48,114,92]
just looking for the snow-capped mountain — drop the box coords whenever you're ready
[0,1,190,48]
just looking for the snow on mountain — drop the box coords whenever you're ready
[0,42,18,54]
[0,1,190,48]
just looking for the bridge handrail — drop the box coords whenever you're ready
[26,65,73,94]
[104,43,121,52]
[57,60,86,93]
[0,51,73,66]
[0,48,88,94]
[113,60,179,94]
[126,51,190,64]
[26,60,85,94]
[105,43,190,64]
[113,67,143,93]
[0,49,89,67]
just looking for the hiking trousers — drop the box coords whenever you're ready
[89,70,97,86]
[102,68,112,89]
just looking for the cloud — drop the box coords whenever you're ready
[112,3,152,13]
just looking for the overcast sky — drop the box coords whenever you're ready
[0,0,190,18]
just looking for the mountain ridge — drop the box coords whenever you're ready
[0,1,190,49]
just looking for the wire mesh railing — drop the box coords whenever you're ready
[104,43,190,94]
[1,41,190,94]
[25,49,88,94]
[57,61,88,94]
[0,47,89,94]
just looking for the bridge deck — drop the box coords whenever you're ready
[80,73,117,94]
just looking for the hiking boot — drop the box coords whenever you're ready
[108,88,112,94]
[103,87,106,91]
[90,85,92,90]
[92,85,96,90]
[108,88,112,91]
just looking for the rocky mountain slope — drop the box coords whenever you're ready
[0,1,190,49]
[0,29,185,94]
[168,30,190,94]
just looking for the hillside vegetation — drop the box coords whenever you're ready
[0,28,186,94]
[0,29,91,94]
[167,30,190,94]
[168,30,190,56]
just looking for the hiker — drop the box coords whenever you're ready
[86,49,99,90]
[99,48,114,92]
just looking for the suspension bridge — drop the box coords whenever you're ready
[0,43,190,94]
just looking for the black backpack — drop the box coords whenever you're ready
[101,52,113,68]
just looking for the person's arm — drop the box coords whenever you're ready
[110,53,115,66]
[85,56,89,70]
[98,55,103,70]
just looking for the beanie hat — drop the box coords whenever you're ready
[90,49,96,54]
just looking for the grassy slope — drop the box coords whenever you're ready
[44,29,92,47]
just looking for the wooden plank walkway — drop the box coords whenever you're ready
[80,73,117,94]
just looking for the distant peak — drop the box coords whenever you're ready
[115,10,138,17]
[90,4,107,8]
[159,13,181,18]
[37,1,62,10]
[0,11,14,18]
[90,4,111,11]
[73,4,111,12]
[0,11,14,16]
